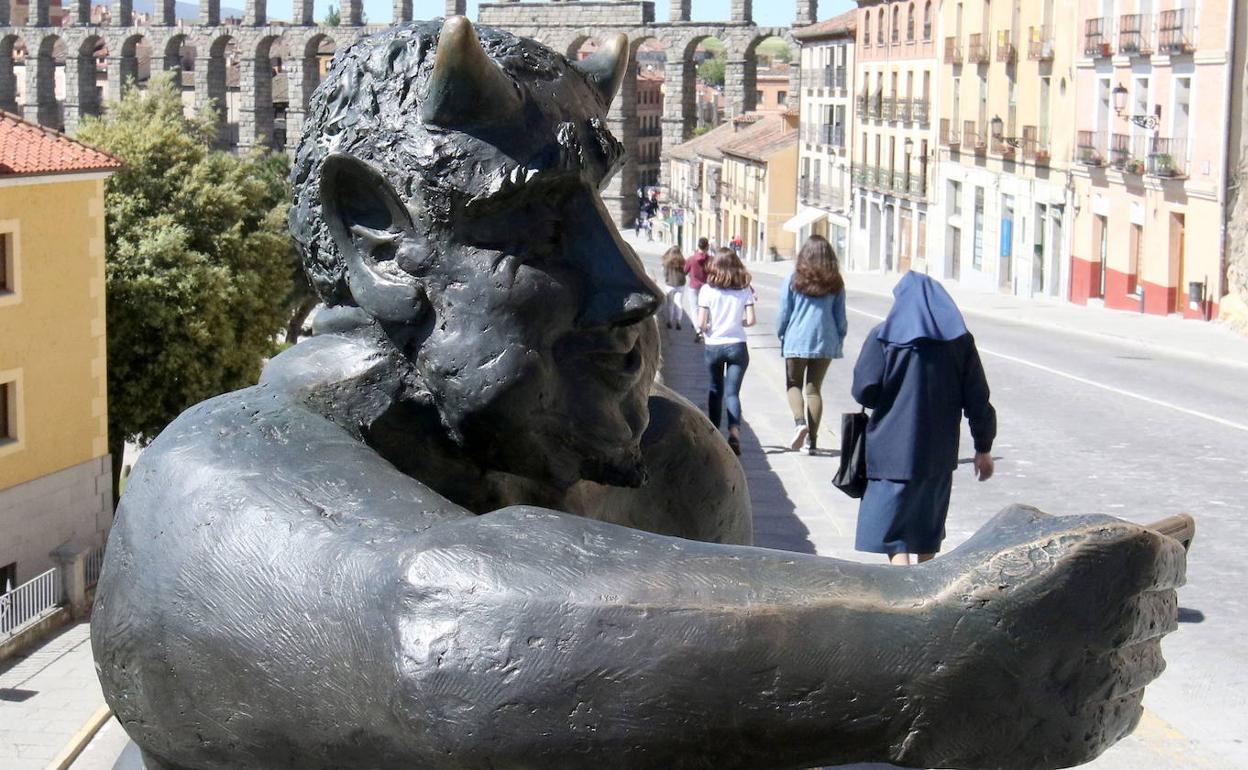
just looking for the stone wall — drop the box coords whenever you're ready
[0,455,111,585]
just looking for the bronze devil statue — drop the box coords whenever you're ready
[92,17,1186,770]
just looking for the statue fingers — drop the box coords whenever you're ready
[1124,588,1179,644]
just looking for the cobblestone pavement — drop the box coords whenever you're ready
[0,622,105,770]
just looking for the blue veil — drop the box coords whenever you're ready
[876,272,969,344]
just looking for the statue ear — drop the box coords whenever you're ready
[320,154,428,324]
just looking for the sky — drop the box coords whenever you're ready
[255,0,856,29]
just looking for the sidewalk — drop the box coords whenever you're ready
[745,258,1248,370]
[0,622,107,770]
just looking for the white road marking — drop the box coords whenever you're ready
[845,306,1248,435]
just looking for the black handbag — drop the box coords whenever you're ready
[832,408,868,499]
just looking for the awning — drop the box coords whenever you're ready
[783,206,829,233]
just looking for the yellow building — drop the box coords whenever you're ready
[0,110,119,588]
[932,0,1079,297]
[719,111,800,261]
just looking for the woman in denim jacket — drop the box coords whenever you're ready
[775,236,848,454]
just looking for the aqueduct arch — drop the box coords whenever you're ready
[0,0,819,224]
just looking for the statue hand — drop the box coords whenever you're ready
[904,505,1186,770]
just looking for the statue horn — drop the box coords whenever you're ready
[422,16,522,127]
[573,34,630,108]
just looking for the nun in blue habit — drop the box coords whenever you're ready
[851,272,997,565]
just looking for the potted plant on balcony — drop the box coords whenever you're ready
[1150,153,1177,177]
[1035,148,1051,165]
[1126,158,1146,175]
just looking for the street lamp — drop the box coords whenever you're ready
[1113,82,1161,129]
[990,115,1020,148]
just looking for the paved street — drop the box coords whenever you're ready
[629,232,1248,770]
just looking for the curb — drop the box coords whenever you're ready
[44,704,112,770]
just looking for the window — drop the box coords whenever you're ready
[917,212,927,260]
[924,1,933,39]
[877,9,885,45]
[0,381,12,442]
[892,6,901,43]
[908,5,917,41]
[864,12,872,46]
[778,90,787,106]
[1173,76,1191,146]
[756,89,764,105]
[950,180,963,215]
[1128,223,1143,295]
[0,233,9,293]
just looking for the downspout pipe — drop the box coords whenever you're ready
[1218,0,1240,313]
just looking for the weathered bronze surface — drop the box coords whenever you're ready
[93,18,1186,770]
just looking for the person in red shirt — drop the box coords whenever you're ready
[684,237,710,342]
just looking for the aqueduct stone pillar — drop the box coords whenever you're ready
[295,0,313,25]
[284,56,306,157]
[244,0,265,26]
[446,0,466,15]
[796,0,817,26]
[200,0,220,26]
[660,56,690,186]
[25,49,59,129]
[669,0,690,22]
[0,0,9,27]
[731,0,752,24]
[393,0,412,24]
[725,58,752,117]
[343,0,362,26]
[71,0,90,25]
[111,0,132,26]
[158,0,176,25]
[63,57,82,134]
[603,63,639,227]
[0,51,16,113]
[33,0,48,27]
[238,56,273,151]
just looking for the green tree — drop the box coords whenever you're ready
[76,73,294,500]
[698,56,725,87]
[324,4,340,26]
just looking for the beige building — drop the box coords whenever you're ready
[791,11,858,259]
[755,65,793,113]
[851,0,939,274]
[636,69,664,188]
[1069,0,1236,319]
[719,111,800,261]
[930,0,1077,297]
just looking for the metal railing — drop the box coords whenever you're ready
[896,97,913,123]
[1028,26,1055,60]
[1119,13,1153,56]
[940,117,961,147]
[996,30,1016,62]
[883,96,896,122]
[944,36,963,64]
[912,98,930,125]
[856,93,868,119]
[1084,17,1111,57]
[1,568,63,640]
[1021,125,1050,164]
[891,169,907,193]
[1148,137,1188,178]
[869,90,883,120]
[1158,9,1194,54]
[908,171,927,196]
[964,119,985,153]
[1077,129,1107,166]
[968,33,991,63]
[85,545,105,587]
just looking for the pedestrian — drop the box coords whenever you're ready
[697,248,756,456]
[660,246,686,330]
[684,237,711,342]
[634,215,643,237]
[851,272,997,566]
[775,235,848,455]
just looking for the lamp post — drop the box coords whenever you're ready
[1112,83,1161,129]
[904,136,914,193]
[990,115,1020,149]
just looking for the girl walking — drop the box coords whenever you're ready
[660,247,687,330]
[775,235,848,454]
[697,248,756,456]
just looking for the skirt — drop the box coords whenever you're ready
[854,474,953,555]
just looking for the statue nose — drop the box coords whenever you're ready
[571,196,662,328]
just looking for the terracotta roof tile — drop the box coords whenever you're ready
[792,10,858,40]
[720,114,797,162]
[0,110,122,177]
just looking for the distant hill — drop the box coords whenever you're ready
[128,0,246,21]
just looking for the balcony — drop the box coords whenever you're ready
[854,166,869,186]
[883,96,897,122]
[831,68,847,92]
[908,171,927,197]
[856,93,868,119]
[869,91,883,121]
[1148,137,1188,178]
[1084,18,1111,58]
[940,117,961,148]
[996,31,1016,63]
[892,170,909,194]
[1159,9,1194,54]
[912,98,930,125]
[944,36,963,65]
[964,120,986,154]
[968,33,991,64]
[1119,14,1153,56]
[1021,125,1051,165]
[1028,26,1055,60]
[1077,130,1107,166]
[897,97,913,123]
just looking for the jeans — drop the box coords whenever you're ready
[705,342,750,430]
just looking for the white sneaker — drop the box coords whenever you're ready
[789,424,809,451]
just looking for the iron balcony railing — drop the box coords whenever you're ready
[1119,14,1153,56]
[1077,129,1107,166]
[854,166,869,185]
[897,97,913,123]
[800,178,812,201]
[908,171,927,196]
[1158,9,1194,54]
[825,124,845,147]
[968,33,991,63]
[1,567,63,640]
[891,169,907,193]
[856,92,868,118]
[996,30,1017,62]
[944,36,963,64]
[940,117,961,147]
[869,90,883,120]
[1148,137,1188,178]
[912,98,930,125]
[883,96,897,122]
[1085,18,1112,58]
[1028,26,1055,60]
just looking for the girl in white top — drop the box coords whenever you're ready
[697,248,756,456]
